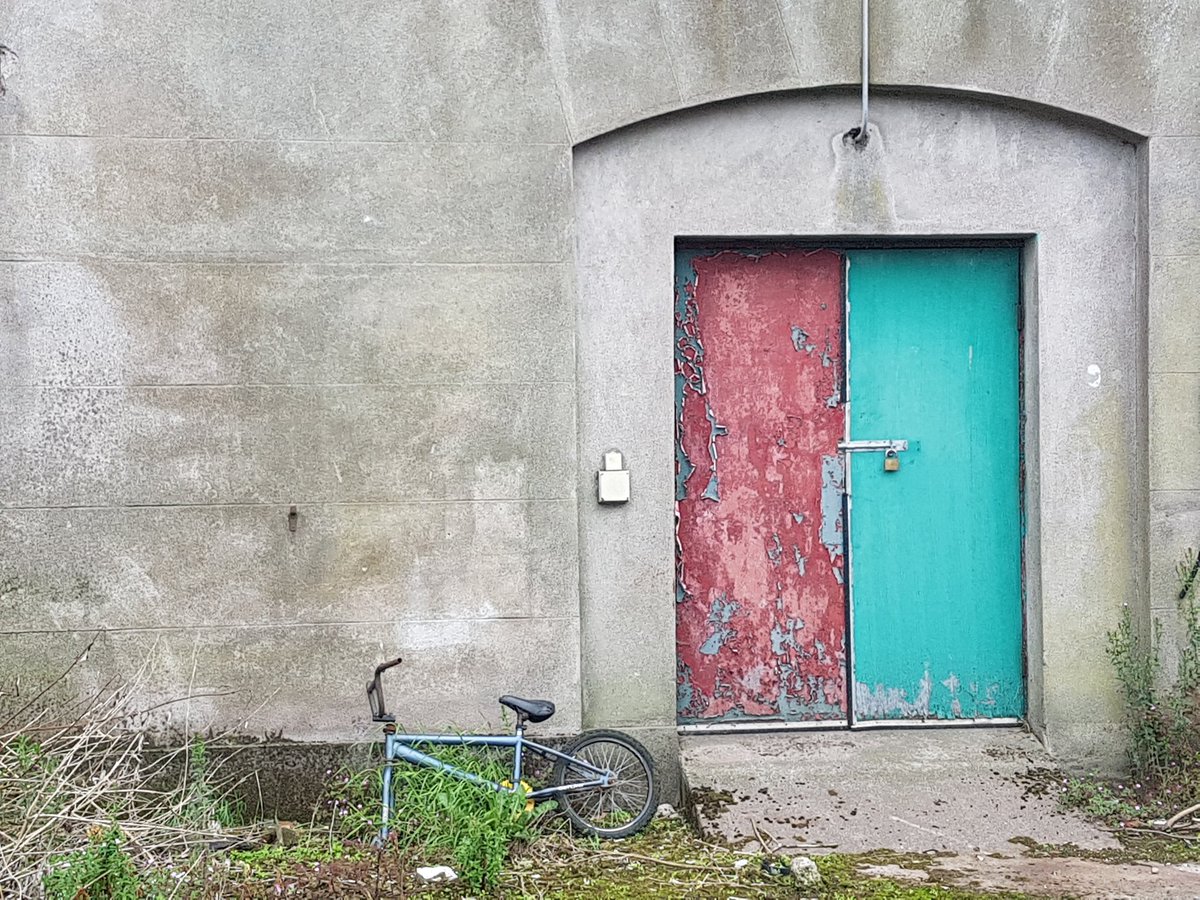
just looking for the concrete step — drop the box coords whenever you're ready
[680,727,1117,855]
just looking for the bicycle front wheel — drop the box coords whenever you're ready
[552,730,657,839]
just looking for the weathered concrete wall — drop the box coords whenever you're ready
[556,0,1194,777]
[574,91,1142,773]
[0,0,1197,786]
[0,0,581,742]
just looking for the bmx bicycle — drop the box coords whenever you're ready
[366,657,657,842]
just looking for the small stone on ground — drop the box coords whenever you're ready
[790,854,821,888]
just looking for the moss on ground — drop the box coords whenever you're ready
[1009,833,1200,865]
[507,822,1043,898]
[813,850,1044,900]
[173,818,1045,898]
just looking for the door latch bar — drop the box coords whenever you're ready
[837,439,908,453]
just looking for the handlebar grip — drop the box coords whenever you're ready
[375,657,403,676]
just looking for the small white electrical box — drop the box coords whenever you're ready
[597,449,630,504]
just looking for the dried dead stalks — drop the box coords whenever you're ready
[0,643,256,897]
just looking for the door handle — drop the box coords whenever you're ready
[837,439,908,453]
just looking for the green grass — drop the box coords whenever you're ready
[42,826,141,900]
[321,743,553,891]
[1044,547,1200,864]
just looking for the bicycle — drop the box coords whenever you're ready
[365,657,658,843]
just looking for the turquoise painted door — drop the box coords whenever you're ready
[847,248,1024,721]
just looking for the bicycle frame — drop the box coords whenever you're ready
[378,726,613,841]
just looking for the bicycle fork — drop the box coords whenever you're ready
[379,727,396,843]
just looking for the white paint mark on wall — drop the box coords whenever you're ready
[1087,364,1101,388]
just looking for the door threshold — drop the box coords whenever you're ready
[850,717,1025,729]
[678,716,1026,735]
[678,719,848,735]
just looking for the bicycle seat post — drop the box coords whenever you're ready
[513,711,527,787]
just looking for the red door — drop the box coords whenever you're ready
[675,249,847,723]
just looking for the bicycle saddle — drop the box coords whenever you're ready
[499,695,555,723]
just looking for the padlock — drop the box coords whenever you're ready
[883,448,901,472]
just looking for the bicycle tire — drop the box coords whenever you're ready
[551,729,657,839]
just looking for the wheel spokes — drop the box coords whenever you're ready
[567,740,651,830]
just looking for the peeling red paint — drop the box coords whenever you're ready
[676,249,847,722]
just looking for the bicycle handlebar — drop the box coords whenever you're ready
[367,656,402,723]
[375,657,403,677]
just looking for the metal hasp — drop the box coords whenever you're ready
[597,449,630,504]
[838,439,907,453]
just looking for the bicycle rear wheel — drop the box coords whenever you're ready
[552,730,657,839]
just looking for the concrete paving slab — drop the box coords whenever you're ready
[680,728,1120,855]
[938,855,1200,899]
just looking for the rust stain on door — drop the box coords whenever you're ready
[676,249,847,723]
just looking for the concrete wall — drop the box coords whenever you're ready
[0,0,1196,784]
[0,0,582,741]
[575,92,1141,773]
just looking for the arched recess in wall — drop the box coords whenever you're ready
[571,87,1147,776]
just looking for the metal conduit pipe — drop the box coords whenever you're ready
[847,0,870,146]
[860,0,869,138]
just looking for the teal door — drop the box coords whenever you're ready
[846,249,1024,722]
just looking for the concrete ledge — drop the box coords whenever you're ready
[680,728,1119,855]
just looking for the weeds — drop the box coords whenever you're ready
[1107,603,1166,776]
[1060,778,1140,821]
[2,663,548,898]
[181,736,244,830]
[42,826,140,900]
[1063,548,1200,833]
[0,658,250,897]
[321,743,554,892]
[1106,548,1200,784]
